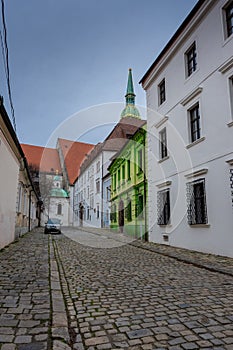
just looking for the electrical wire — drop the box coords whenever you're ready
[1,0,16,132]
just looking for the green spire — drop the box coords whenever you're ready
[121,68,141,119]
[125,68,135,105]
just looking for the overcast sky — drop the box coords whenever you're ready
[0,0,198,147]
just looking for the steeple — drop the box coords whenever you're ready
[125,68,135,105]
[121,68,141,119]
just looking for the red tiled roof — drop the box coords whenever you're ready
[21,144,62,174]
[57,138,94,185]
[79,117,146,174]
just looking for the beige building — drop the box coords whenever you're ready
[0,97,40,249]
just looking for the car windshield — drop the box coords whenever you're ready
[47,218,60,224]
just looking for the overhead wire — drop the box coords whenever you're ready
[1,0,16,132]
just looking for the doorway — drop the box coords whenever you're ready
[118,200,124,233]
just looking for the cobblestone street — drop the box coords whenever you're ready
[1,228,233,350]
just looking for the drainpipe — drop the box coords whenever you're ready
[143,130,148,242]
[101,152,103,228]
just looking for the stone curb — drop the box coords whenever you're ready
[130,241,233,278]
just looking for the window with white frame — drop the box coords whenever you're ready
[189,103,201,143]
[159,128,168,159]
[158,78,166,105]
[157,189,170,225]
[138,148,143,173]
[230,167,233,207]
[96,161,100,172]
[187,178,208,225]
[17,183,23,213]
[96,179,100,193]
[229,76,233,118]
[185,42,197,77]
[224,0,233,38]
[57,203,62,215]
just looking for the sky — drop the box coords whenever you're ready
[0,0,198,147]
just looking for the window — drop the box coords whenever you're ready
[187,179,208,225]
[97,204,100,219]
[122,164,125,181]
[185,42,197,77]
[189,104,201,143]
[125,199,132,222]
[136,194,144,219]
[17,183,23,213]
[110,204,117,222]
[138,149,143,173]
[118,169,121,185]
[158,78,166,105]
[96,161,100,172]
[225,1,233,38]
[113,173,116,191]
[106,185,111,202]
[229,76,233,118]
[57,203,62,215]
[127,159,131,180]
[90,194,94,209]
[159,128,168,159]
[96,179,100,193]
[157,189,170,225]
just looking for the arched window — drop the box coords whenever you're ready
[57,203,62,215]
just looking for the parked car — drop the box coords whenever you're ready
[44,218,62,234]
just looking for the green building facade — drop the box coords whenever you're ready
[108,69,148,239]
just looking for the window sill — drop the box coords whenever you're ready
[186,136,205,149]
[189,223,210,228]
[158,155,169,163]
[227,121,233,127]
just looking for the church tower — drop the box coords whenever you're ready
[120,68,141,119]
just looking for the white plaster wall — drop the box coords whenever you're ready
[49,197,69,226]
[0,130,19,248]
[147,0,233,257]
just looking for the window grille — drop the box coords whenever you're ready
[157,189,170,225]
[186,178,208,224]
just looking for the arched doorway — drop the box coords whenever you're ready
[118,200,124,233]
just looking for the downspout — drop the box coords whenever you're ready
[101,152,103,228]
[143,130,148,242]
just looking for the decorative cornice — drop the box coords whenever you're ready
[218,57,233,74]
[180,87,203,106]
[156,180,172,189]
[186,136,205,149]
[185,168,208,179]
[226,159,233,166]
[155,116,169,129]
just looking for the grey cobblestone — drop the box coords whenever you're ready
[1,227,233,350]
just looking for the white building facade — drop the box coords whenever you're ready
[141,0,233,257]
[74,144,116,228]
[0,98,39,248]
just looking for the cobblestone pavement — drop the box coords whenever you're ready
[1,228,233,350]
